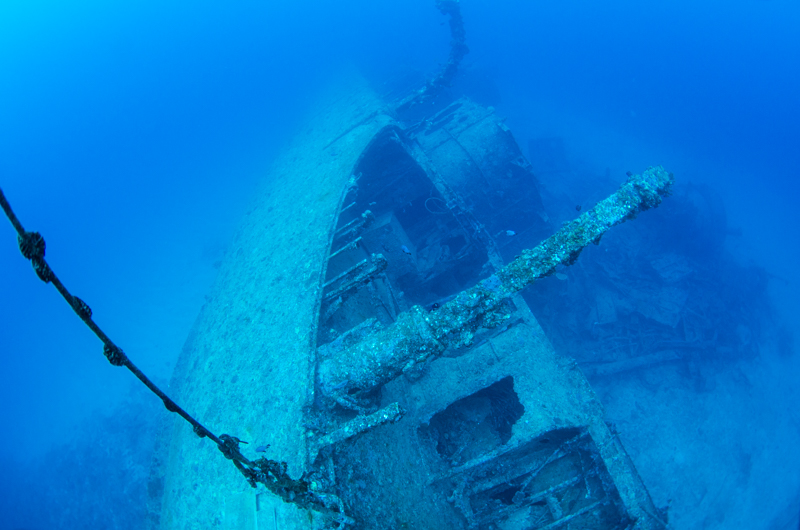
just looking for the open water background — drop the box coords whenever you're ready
[0,0,798,528]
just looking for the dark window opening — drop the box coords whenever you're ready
[418,376,524,466]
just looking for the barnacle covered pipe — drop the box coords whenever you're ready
[317,167,674,406]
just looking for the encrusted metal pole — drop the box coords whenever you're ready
[318,167,674,406]
[395,0,468,112]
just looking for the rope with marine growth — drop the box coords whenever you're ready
[395,0,468,112]
[0,186,349,525]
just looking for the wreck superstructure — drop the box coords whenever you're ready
[149,71,671,530]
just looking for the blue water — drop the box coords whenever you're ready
[0,0,798,528]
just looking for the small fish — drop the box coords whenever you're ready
[255,444,270,453]
[575,204,581,211]
[506,230,516,236]
[555,273,568,281]
[401,245,412,255]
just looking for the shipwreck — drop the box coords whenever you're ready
[141,81,673,530]
[141,3,673,529]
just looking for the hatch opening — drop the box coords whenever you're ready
[419,376,524,466]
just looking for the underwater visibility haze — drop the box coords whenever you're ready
[0,0,799,528]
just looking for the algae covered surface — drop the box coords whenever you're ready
[154,74,392,529]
